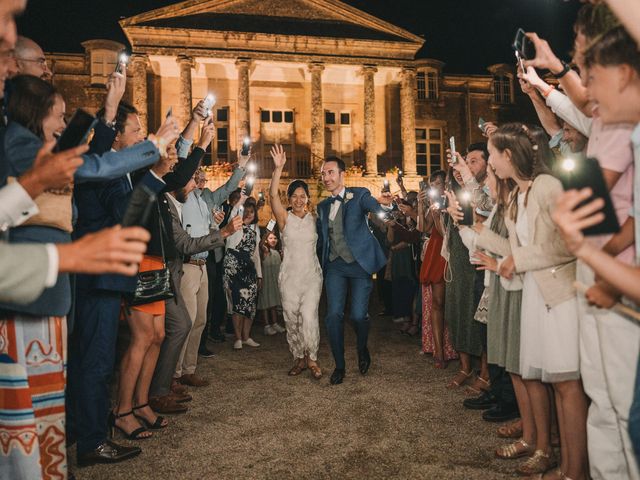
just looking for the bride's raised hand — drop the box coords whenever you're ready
[270,144,287,169]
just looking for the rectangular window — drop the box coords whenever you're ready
[284,111,294,123]
[260,110,270,123]
[416,72,426,100]
[493,76,512,104]
[272,110,283,123]
[90,50,117,85]
[427,71,438,100]
[340,113,350,125]
[416,127,443,176]
[216,127,229,162]
[325,111,336,125]
[217,108,228,122]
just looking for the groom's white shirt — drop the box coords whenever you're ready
[328,187,346,222]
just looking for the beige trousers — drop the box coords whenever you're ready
[174,262,209,378]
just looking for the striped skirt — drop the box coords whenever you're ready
[0,315,68,480]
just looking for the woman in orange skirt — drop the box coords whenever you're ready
[417,170,457,368]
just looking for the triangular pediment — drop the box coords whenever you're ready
[121,0,424,44]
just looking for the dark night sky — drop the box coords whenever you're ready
[17,0,581,74]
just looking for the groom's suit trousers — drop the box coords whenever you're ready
[324,257,373,370]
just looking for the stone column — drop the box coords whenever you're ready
[362,65,378,177]
[130,54,149,134]
[400,67,417,176]
[309,62,325,175]
[236,58,251,149]
[176,55,195,129]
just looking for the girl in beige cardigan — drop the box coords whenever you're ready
[475,124,588,480]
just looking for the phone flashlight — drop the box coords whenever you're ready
[398,170,403,177]
[460,191,472,203]
[241,136,251,156]
[561,158,576,172]
[247,162,257,174]
[115,53,129,74]
[377,211,386,220]
[428,188,438,198]
[203,93,216,116]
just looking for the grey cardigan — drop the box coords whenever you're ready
[476,174,576,308]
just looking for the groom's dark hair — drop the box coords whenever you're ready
[324,156,346,173]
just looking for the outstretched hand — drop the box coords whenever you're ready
[552,188,604,257]
[270,144,287,169]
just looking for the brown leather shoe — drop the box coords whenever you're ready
[169,391,192,403]
[170,380,189,395]
[178,374,210,387]
[148,395,188,414]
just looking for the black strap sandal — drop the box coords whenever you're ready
[133,403,168,430]
[109,410,152,440]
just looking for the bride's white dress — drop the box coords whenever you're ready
[278,211,323,361]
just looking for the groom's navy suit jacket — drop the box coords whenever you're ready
[316,187,387,276]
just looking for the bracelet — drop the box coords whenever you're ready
[102,118,116,129]
[552,61,571,80]
[542,85,556,99]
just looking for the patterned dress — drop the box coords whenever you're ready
[0,315,68,480]
[223,225,259,319]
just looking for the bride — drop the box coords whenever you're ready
[269,145,323,379]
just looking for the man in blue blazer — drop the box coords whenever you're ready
[316,157,391,385]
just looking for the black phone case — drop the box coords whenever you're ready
[554,157,620,236]
[53,109,97,153]
[122,185,157,228]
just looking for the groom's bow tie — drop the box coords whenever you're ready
[332,195,344,204]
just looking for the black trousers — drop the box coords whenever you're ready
[201,255,226,346]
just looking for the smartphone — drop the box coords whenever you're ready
[115,52,128,74]
[266,219,276,231]
[258,191,265,201]
[513,28,535,61]
[419,180,427,192]
[397,170,403,178]
[202,93,216,113]
[166,107,173,119]
[241,137,251,156]
[457,191,474,226]
[121,184,156,228]
[478,117,486,133]
[53,109,97,153]
[382,179,390,193]
[554,157,620,236]
[449,136,457,165]
[244,176,255,196]
[515,50,526,75]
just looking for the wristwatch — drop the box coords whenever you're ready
[102,118,116,130]
[552,61,571,80]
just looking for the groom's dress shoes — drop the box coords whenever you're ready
[358,348,371,375]
[330,368,345,385]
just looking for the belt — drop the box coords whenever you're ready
[186,258,206,266]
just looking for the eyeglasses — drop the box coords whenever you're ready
[16,57,49,68]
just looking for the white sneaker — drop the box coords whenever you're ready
[392,316,408,324]
[233,339,243,350]
[264,325,276,336]
[243,338,260,347]
[272,323,286,333]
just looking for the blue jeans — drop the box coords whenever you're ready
[324,258,373,370]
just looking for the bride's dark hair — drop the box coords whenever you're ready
[287,179,309,199]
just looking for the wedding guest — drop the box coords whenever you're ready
[258,231,285,336]
[225,197,262,350]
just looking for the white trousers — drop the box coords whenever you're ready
[578,261,640,480]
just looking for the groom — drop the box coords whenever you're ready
[317,157,390,385]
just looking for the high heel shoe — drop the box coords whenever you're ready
[109,410,152,440]
[133,403,168,430]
